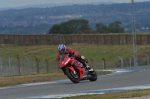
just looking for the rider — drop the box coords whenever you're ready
[57,44,92,70]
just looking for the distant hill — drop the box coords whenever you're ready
[0,1,115,10]
[0,2,150,34]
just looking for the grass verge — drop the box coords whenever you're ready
[62,89,150,99]
[0,71,111,87]
[0,72,66,87]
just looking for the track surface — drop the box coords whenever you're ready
[0,66,150,99]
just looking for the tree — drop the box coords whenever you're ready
[48,19,91,34]
[95,23,109,33]
[48,24,60,34]
[108,21,125,33]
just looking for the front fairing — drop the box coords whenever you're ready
[59,53,71,68]
[59,53,85,80]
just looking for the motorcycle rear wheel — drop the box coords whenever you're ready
[89,71,97,81]
[65,69,80,83]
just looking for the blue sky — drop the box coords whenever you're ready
[0,0,150,8]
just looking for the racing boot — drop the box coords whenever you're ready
[85,65,94,71]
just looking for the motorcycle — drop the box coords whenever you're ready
[58,53,97,83]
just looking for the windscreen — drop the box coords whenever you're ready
[59,53,67,61]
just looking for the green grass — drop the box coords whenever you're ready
[0,72,66,87]
[62,89,150,99]
[0,44,150,62]
[0,44,149,72]
[0,44,57,61]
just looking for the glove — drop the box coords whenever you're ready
[76,55,85,61]
[81,56,85,60]
[81,55,88,63]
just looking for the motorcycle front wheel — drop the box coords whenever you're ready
[65,69,80,83]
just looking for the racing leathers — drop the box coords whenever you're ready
[57,47,86,68]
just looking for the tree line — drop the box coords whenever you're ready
[48,19,125,34]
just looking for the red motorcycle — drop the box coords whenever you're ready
[59,53,97,83]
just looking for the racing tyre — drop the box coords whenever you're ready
[65,69,80,83]
[89,71,97,81]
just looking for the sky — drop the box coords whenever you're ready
[0,0,150,8]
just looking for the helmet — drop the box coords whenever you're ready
[58,44,66,54]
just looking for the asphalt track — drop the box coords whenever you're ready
[0,66,150,99]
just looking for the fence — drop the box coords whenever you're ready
[0,56,58,76]
[0,55,149,76]
[0,34,150,45]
